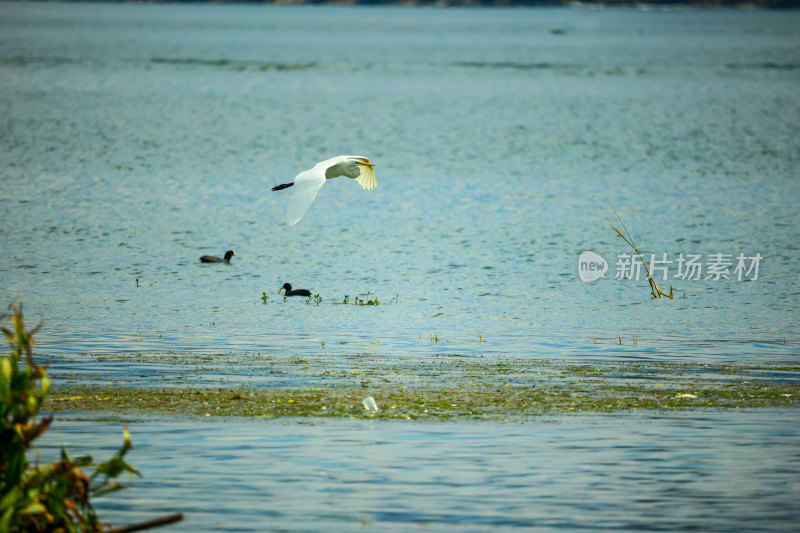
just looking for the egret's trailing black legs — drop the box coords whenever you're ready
[272,182,294,191]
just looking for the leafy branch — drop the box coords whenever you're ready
[0,302,181,533]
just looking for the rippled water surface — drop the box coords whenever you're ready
[1,3,798,361]
[39,412,800,531]
[2,4,800,531]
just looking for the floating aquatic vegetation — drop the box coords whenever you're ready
[44,360,800,421]
[334,293,380,306]
[305,294,323,306]
[149,57,317,72]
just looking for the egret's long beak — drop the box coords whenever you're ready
[358,161,375,167]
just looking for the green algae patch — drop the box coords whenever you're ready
[43,359,800,422]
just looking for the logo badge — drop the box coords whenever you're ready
[578,251,608,283]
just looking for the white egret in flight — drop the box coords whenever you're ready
[272,155,377,226]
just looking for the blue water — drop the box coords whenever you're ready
[3,4,800,531]
[1,2,798,361]
[39,412,800,531]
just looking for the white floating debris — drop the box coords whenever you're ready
[675,393,697,399]
[362,396,379,411]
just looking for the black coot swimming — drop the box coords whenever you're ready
[200,250,237,263]
[279,283,311,297]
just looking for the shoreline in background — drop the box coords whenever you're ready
[5,1,800,9]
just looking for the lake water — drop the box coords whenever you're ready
[2,2,800,531]
[1,2,799,361]
[39,412,800,531]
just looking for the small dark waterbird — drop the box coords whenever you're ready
[199,250,237,263]
[279,283,311,297]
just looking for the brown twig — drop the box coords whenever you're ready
[104,513,184,533]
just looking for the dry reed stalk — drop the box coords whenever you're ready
[605,196,673,299]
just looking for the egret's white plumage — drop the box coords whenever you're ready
[273,155,377,226]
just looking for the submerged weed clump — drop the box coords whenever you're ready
[305,294,323,306]
[0,303,181,532]
[334,293,380,306]
[354,295,379,306]
[269,292,383,306]
[45,370,800,421]
[40,351,800,421]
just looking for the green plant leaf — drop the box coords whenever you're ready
[0,505,15,533]
[0,486,21,513]
[18,502,46,516]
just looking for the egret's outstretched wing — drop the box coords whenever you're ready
[355,163,377,191]
[286,168,326,226]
